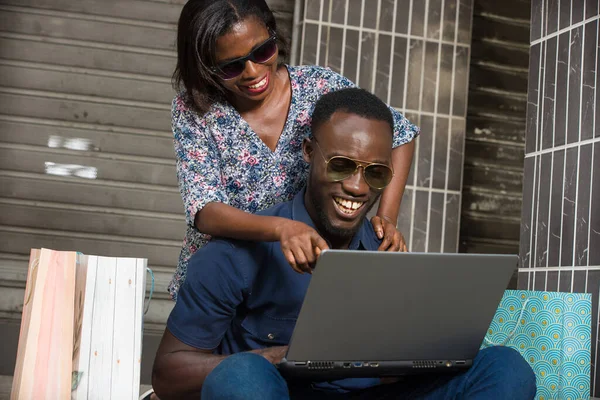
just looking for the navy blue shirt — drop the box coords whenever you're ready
[167,189,383,392]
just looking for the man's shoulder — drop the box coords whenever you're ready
[186,237,267,280]
[191,237,262,261]
[255,199,294,219]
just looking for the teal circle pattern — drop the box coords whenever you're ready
[481,290,591,400]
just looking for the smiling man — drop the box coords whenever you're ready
[152,88,535,400]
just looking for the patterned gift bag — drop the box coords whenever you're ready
[482,290,592,400]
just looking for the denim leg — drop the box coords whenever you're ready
[202,353,290,400]
[350,346,537,400]
[445,346,537,400]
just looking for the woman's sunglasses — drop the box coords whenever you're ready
[313,139,394,190]
[212,36,278,80]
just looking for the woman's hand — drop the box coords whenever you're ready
[371,216,407,252]
[275,220,329,274]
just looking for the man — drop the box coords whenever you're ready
[152,88,536,399]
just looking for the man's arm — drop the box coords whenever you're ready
[152,329,287,400]
[152,330,225,400]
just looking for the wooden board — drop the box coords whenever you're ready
[132,258,147,396]
[12,249,76,399]
[87,256,117,398]
[10,249,39,399]
[72,255,98,399]
[73,256,147,399]
[111,258,137,398]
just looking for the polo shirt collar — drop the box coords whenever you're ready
[291,188,373,250]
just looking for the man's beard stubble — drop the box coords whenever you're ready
[309,189,380,247]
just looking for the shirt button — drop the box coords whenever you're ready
[267,333,275,340]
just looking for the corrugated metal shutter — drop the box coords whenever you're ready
[0,0,183,334]
[0,0,295,335]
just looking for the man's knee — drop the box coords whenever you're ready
[202,353,289,400]
[479,346,537,396]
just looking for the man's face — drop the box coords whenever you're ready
[303,111,393,242]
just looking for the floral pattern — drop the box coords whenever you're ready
[169,65,420,300]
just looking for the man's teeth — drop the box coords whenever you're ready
[248,77,267,89]
[334,197,364,213]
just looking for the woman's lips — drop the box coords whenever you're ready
[241,73,270,95]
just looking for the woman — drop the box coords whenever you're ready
[168,0,419,299]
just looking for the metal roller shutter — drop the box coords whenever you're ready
[0,0,294,337]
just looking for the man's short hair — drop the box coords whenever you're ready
[311,88,394,136]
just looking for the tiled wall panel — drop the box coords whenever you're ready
[519,0,600,394]
[293,0,474,252]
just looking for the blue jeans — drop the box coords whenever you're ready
[202,347,536,399]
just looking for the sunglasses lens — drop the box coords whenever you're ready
[219,61,245,80]
[216,38,277,80]
[253,40,278,63]
[364,165,393,189]
[327,157,358,181]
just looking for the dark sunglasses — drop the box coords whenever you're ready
[313,139,394,190]
[212,35,278,80]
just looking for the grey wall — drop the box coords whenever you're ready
[0,0,294,383]
[460,0,530,258]
[293,0,474,253]
[518,0,600,393]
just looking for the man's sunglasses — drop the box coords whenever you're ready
[313,139,394,190]
[212,36,278,80]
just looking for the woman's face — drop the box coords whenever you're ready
[214,17,279,104]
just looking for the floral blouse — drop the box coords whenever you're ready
[168,65,420,300]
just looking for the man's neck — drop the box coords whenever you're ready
[327,236,353,250]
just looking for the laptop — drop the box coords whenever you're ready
[277,250,517,381]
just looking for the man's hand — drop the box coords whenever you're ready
[371,216,407,252]
[253,346,289,364]
[275,220,329,273]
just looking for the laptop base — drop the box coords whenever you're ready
[278,358,473,380]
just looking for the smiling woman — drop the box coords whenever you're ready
[167,0,420,300]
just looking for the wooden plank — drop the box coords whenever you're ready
[13,249,76,399]
[39,250,76,398]
[72,255,98,399]
[71,253,88,378]
[10,249,39,399]
[110,258,137,399]
[133,259,147,397]
[86,256,117,398]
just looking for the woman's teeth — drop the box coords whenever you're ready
[248,77,267,89]
[334,197,364,214]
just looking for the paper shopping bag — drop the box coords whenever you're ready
[12,249,149,400]
[483,290,592,400]
[11,249,77,399]
[71,255,147,400]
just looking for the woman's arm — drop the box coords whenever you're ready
[377,140,415,225]
[372,140,415,251]
[195,203,328,273]
[195,203,284,242]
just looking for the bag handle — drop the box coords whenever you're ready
[144,267,155,315]
[483,298,530,347]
